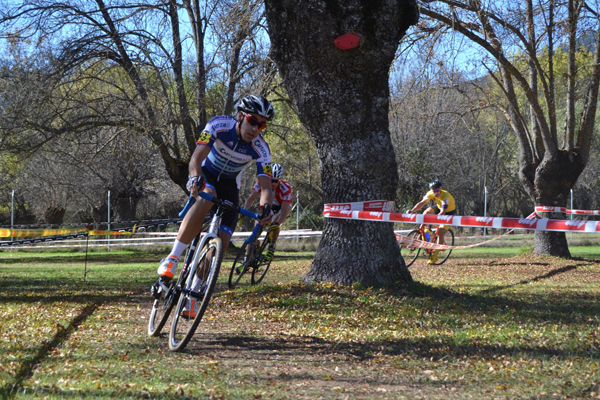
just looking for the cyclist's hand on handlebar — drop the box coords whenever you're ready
[186,175,205,197]
[257,205,273,226]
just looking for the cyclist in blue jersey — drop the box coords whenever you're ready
[157,95,275,318]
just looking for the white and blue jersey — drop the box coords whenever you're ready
[197,115,272,184]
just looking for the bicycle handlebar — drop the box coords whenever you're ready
[178,196,196,218]
[179,192,260,219]
[178,193,263,244]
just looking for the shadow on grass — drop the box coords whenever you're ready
[397,276,600,324]
[0,303,100,399]
[479,264,578,294]
[187,327,596,364]
[235,266,600,331]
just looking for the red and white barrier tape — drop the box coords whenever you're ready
[535,206,600,216]
[393,212,536,251]
[323,200,395,213]
[323,209,600,233]
[395,231,511,251]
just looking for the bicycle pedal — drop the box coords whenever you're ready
[150,282,162,299]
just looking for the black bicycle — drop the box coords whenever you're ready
[227,222,278,288]
[148,192,261,352]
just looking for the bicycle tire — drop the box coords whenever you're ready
[399,229,422,268]
[434,228,454,265]
[148,235,200,337]
[169,237,223,352]
[251,235,273,285]
[148,279,179,337]
[228,241,251,289]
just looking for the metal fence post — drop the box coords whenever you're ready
[296,190,300,231]
[570,189,573,242]
[484,186,487,240]
[107,190,111,251]
[10,190,14,243]
[296,191,300,247]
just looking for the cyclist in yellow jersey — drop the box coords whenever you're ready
[407,179,456,264]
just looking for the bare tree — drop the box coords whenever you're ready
[419,0,600,257]
[264,0,419,286]
[389,64,525,220]
[0,0,269,194]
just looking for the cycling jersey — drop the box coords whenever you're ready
[424,189,456,213]
[252,179,292,211]
[197,115,272,185]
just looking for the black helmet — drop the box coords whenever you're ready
[237,95,275,120]
[429,179,442,190]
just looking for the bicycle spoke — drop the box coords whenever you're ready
[148,280,180,336]
[399,229,422,268]
[252,237,273,285]
[169,238,223,352]
[434,228,454,265]
[228,242,251,288]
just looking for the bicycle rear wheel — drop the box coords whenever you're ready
[251,236,273,285]
[399,229,422,268]
[228,242,253,288]
[434,228,454,265]
[169,237,223,352]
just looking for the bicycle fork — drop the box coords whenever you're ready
[186,213,222,300]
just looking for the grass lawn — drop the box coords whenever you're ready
[0,246,599,399]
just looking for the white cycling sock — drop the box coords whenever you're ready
[169,240,188,259]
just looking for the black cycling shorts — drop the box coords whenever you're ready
[432,206,456,215]
[202,167,239,236]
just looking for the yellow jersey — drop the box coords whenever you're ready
[424,189,456,213]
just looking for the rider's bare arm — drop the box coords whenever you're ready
[273,201,292,225]
[243,190,260,210]
[187,145,211,197]
[257,175,273,225]
[408,198,428,213]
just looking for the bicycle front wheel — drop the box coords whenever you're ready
[228,242,251,289]
[251,236,273,285]
[399,229,422,268]
[148,279,179,337]
[434,228,454,265]
[169,237,223,352]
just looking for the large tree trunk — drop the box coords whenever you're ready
[265,0,418,286]
[523,150,586,257]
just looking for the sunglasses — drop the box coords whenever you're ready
[243,112,266,130]
[433,189,441,193]
[272,179,280,184]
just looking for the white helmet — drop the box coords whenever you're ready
[237,94,275,120]
[271,163,284,180]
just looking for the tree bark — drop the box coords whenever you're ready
[528,150,585,257]
[265,0,418,286]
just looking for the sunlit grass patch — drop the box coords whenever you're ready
[1,249,600,399]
